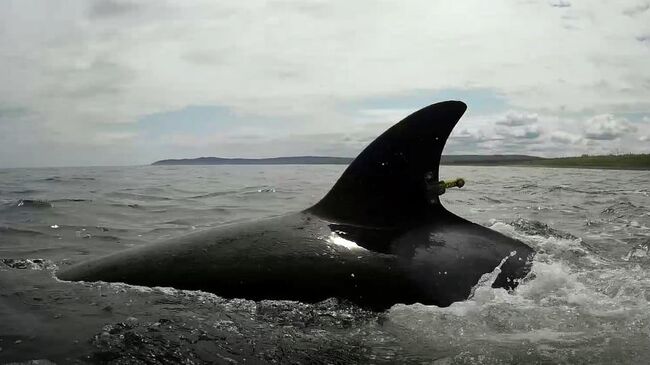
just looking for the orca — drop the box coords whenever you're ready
[57,101,534,311]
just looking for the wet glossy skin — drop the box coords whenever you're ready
[57,210,533,310]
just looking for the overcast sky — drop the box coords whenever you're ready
[1,0,649,167]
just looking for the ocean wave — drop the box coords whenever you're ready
[9,189,40,194]
[188,190,239,199]
[108,202,144,209]
[15,199,53,208]
[0,226,46,237]
[505,218,577,239]
[50,198,92,202]
[621,244,649,262]
[1,258,55,270]
[39,176,96,182]
[600,201,645,218]
[489,219,602,268]
[71,177,96,181]
[106,191,172,201]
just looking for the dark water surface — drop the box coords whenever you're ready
[1,165,649,364]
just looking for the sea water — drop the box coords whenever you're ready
[1,165,649,364]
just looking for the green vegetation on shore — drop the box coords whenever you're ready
[517,154,650,170]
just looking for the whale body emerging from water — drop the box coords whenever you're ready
[58,101,534,310]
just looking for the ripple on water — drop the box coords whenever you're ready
[1,165,649,364]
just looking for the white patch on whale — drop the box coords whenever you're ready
[326,232,366,250]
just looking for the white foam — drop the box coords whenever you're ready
[488,220,604,266]
[468,253,512,300]
[497,328,585,344]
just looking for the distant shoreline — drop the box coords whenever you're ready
[152,156,355,165]
[152,154,650,170]
[512,154,650,170]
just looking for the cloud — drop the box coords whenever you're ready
[447,108,650,156]
[623,2,650,16]
[637,35,650,44]
[0,106,30,121]
[495,112,539,126]
[88,0,140,18]
[493,112,542,140]
[550,130,583,144]
[0,0,649,166]
[584,114,637,140]
[513,127,543,139]
[497,124,543,140]
[446,111,547,154]
[452,128,489,142]
[549,0,571,8]
[91,132,137,146]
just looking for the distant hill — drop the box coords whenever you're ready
[152,156,354,165]
[440,155,543,165]
[152,155,541,166]
[152,154,650,170]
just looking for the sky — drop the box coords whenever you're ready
[0,0,649,168]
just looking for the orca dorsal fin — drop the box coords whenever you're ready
[309,100,467,227]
